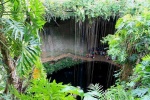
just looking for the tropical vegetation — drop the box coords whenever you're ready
[0,0,150,100]
[0,0,82,99]
[43,58,81,75]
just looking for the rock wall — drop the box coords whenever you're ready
[41,17,117,58]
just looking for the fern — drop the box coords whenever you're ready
[84,83,105,100]
[84,84,135,100]
[105,85,134,100]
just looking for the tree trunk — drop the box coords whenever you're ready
[120,63,133,81]
[0,33,20,93]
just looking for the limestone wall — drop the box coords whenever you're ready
[41,18,116,58]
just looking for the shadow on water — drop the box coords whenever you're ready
[47,61,119,92]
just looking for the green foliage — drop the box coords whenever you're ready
[84,84,134,100]
[0,53,13,99]
[27,0,45,29]
[44,58,82,75]
[126,55,150,99]
[0,66,6,94]
[99,2,150,100]
[1,0,150,99]
[134,55,150,85]
[102,7,150,64]
[44,0,123,21]
[0,0,46,98]
[0,0,45,76]
[104,85,134,100]
[0,18,41,77]
[0,93,13,100]
[44,0,74,22]
[1,18,25,41]
[11,78,84,100]
[84,84,105,100]
[44,0,150,22]
[0,53,5,93]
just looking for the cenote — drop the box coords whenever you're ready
[41,17,119,92]
[1,1,149,100]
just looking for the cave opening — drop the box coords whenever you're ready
[47,61,119,91]
[42,16,118,93]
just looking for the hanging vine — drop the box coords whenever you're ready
[44,0,150,22]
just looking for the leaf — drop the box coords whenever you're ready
[132,88,149,97]
[1,18,25,41]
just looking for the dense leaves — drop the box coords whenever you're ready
[103,10,150,64]
[1,0,150,99]
[44,0,122,21]
[43,58,81,75]
[11,78,83,100]
[44,0,150,22]
[0,0,45,96]
[127,55,150,99]
[98,1,150,100]
[84,84,134,100]
[0,18,42,77]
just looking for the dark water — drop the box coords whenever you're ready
[47,61,119,91]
